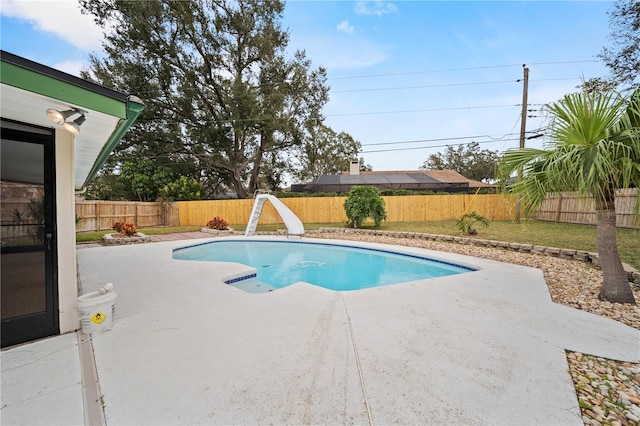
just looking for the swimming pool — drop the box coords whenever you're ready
[173,239,475,292]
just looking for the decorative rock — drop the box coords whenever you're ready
[544,246,561,255]
[626,412,640,423]
[201,226,234,235]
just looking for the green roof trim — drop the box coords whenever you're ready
[1,51,145,190]
[1,61,126,118]
[81,98,145,189]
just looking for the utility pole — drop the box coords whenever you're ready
[515,65,529,224]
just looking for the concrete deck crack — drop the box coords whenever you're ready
[341,294,373,426]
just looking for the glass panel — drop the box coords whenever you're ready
[1,139,47,319]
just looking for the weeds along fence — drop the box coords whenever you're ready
[75,201,179,232]
[532,188,639,229]
[177,194,515,226]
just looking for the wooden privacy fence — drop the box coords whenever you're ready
[75,201,180,232]
[72,190,637,232]
[532,188,639,229]
[178,194,515,226]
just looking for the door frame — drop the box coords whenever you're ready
[1,119,58,347]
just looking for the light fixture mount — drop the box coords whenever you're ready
[46,107,87,134]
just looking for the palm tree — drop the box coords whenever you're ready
[500,88,640,304]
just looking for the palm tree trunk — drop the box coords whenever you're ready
[595,196,635,303]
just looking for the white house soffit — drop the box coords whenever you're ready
[0,84,121,189]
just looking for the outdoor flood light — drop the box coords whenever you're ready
[46,108,77,125]
[63,114,86,135]
[46,107,86,134]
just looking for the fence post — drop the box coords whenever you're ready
[555,194,563,223]
[96,201,102,231]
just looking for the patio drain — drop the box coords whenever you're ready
[78,333,106,426]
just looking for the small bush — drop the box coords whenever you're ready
[455,211,489,235]
[112,221,125,233]
[120,223,138,236]
[159,176,202,201]
[112,221,137,236]
[343,186,387,228]
[206,217,229,230]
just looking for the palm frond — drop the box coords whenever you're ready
[500,88,640,218]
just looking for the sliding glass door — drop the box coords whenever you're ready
[1,120,58,347]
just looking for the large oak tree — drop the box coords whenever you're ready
[599,0,640,90]
[81,0,328,198]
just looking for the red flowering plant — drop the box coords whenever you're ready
[206,217,229,230]
[112,221,137,237]
[120,223,137,237]
[112,221,125,233]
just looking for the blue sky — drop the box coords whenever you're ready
[1,0,614,175]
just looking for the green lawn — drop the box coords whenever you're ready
[77,220,639,270]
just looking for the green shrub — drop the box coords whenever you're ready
[455,211,490,235]
[159,176,202,201]
[343,186,387,228]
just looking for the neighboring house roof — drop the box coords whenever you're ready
[291,170,493,193]
[0,50,144,190]
[344,170,493,188]
[420,170,494,188]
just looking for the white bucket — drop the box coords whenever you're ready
[77,283,117,335]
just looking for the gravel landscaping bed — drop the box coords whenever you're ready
[307,229,640,426]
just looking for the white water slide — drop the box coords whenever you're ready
[244,194,305,237]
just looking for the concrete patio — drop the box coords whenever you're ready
[2,236,638,425]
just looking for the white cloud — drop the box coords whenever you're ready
[1,0,104,51]
[337,20,355,34]
[354,1,398,17]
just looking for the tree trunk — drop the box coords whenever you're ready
[595,196,635,303]
[248,131,268,194]
[230,169,248,199]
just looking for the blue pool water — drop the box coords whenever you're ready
[173,240,474,292]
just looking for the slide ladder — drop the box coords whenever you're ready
[245,194,304,237]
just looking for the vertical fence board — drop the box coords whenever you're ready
[176,194,515,226]
[73,189,635,232]
[75,201,167,232]
[532,188,638,229]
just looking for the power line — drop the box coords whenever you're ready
[334,79,517,93]
[328,60,599,81]
[361,132,522,147]
[499,115,524,152]
[326,104,521,117]
[360,138,522,154]
[333,77,579,93]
